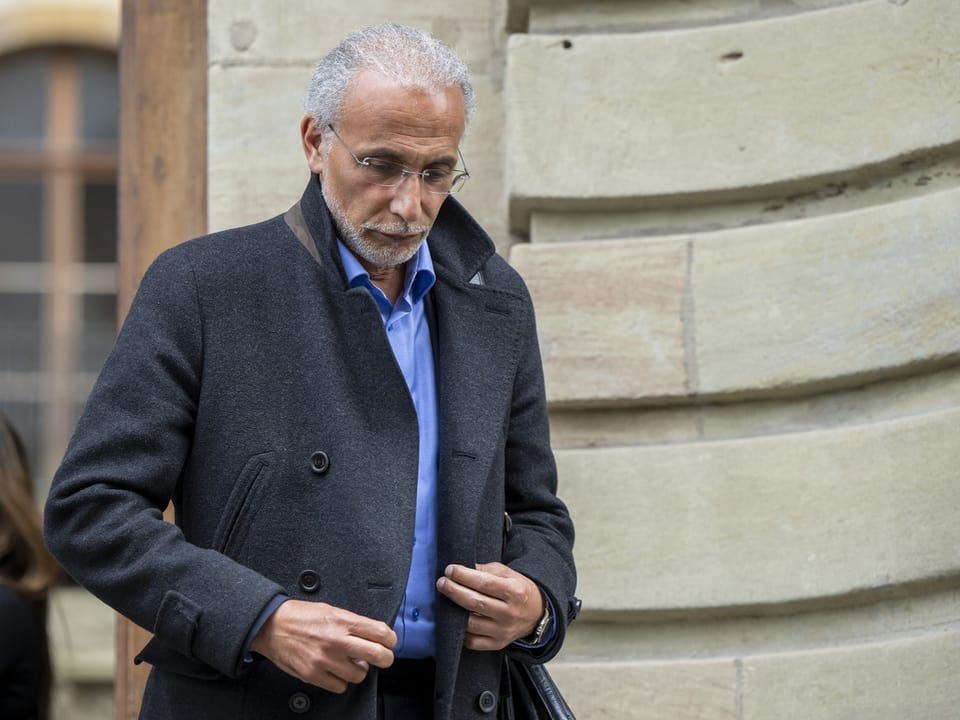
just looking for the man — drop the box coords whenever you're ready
[45,23,577,720]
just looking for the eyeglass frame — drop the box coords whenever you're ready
[326,124,470,195]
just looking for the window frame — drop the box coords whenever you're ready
[0,47,119,493]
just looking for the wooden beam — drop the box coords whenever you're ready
[41,51,81,495]
[116,2,206,718]
[0,148,118,175]
[118,0,207,320]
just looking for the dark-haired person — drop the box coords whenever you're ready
[45,23,577,720]
[0,414,59,720]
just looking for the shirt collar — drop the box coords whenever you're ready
[336,237,436,305]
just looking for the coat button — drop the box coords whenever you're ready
[298,570,320,593]
[309,451,330,475]
[477,689,497,714]
[289,692,311,714]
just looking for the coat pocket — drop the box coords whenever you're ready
[211,451,275,559]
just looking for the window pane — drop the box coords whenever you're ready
[0,49,47,144]
[78,51,118,145]
[83,182,117,262]
[0,293,41,371]
[81,293,116,373]
[0,401,43,494]
[0,178,44,262]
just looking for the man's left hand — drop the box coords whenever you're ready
[436,562,545,651]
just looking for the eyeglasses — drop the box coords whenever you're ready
[327,124,469,195]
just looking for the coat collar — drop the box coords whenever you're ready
[295,173,496,286]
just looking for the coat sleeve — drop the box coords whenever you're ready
[501,280,578,663]
[43,246,284,678]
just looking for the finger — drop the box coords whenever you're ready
[465,612,502,638]
[442,564,512,602]
[474,561,515,577]
[315,672,350,694]
[344,636,396,670]
[346,615,399,649]
[437,575,508,618]
[328,657,371,686]
[271,658,354,695]
[463,631,508,652]
[472,564,544,618]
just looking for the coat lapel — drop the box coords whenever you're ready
[432,270,522,564]
[426,196,522,567]
[426,200,528,703]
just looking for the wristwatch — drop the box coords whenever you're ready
[524,595,552,644]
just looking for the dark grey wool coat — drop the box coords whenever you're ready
[44,176,577,719]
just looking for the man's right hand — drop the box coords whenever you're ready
[250,599,397,693]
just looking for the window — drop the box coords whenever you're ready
[0,47,118,497]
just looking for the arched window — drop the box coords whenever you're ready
[0,46,118,496]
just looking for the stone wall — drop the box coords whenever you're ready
[209,1,960,717]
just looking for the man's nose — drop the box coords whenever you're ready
[388,172,424,220]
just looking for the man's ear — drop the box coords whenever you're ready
[300,116,326,175]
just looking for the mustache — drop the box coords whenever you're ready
[362,222,431,235]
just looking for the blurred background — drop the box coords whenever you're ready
[0,0,119,716]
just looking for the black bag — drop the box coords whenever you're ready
[499,513,579,718]
[500,656,576,720]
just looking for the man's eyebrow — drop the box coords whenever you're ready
[360,146,458,168]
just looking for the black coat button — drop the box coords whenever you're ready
[289,692,311,714]
[477,689,497,714]
[298,570,320,593]
[309,451,330,475]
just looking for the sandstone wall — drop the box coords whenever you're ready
[208,1,960,717]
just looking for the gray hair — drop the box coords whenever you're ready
[304,24,475,134]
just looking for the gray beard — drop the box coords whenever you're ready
[322,185,429,269]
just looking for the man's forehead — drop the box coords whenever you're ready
[337,70,465,152]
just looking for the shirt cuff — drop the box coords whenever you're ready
[243,594,288,663]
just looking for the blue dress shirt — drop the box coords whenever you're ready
[337,239,439,659]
